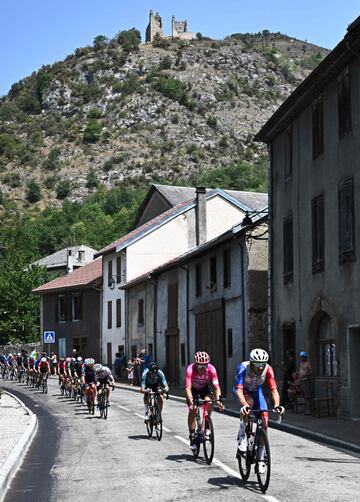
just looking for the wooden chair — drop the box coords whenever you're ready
[312,381,335,418]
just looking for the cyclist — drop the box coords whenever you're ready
[234,348,284,474]
[37,356,50,388]
[94,364,115,406]
[185,351,224,451]
[82,358,97,406]
[141,362,169,421]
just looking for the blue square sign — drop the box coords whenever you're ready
[43,331,56,343]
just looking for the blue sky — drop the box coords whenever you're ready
[1,0,359,97]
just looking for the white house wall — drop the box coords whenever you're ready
[101,252,126,365]
[206,196,245,241]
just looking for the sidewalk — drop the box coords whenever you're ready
[0,390,37,501]
[114,381,360,455]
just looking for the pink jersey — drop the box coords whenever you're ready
[185,363,220,390]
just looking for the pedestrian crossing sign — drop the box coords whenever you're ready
[43,331,56,343]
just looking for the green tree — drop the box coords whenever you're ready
[83,120,102,143]
[56,180,71,199]
[26,180,41,203]
[93,35,108,51]
[86,168,99,189]
[116,28,141,51]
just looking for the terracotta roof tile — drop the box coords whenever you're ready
[33,258,102,294]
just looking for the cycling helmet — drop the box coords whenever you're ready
[148,362,158,373]
[8,353,13,357]
[94,363,103,371]
[299,351,308,358]
[17,353,21,356]
[77,356,83,362]
[59,357,65,361]
[86,358,95,365]
[41,357,47,362]
[194,351,210,364]
[65,356,72,363]
[249,348,269,365]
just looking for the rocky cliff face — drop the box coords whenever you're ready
[0,32,328,207]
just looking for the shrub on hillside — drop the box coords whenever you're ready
[86,168,99,189]
[153,76,188,106]
[42,148,61,171]
[116,28,141,51]
[56,180,71,199]
[0,133,25,160]
[83,120,102,143]
[26,180,41,203]
[152,34,170,49]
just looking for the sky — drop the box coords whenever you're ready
[1,0,360,97]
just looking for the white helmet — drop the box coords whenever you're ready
[94,363,103,371]
[8,353,13,357]
[77,357,83,362]
[41,357,47,362]
[86,358,95,365]
[249,348,269,365]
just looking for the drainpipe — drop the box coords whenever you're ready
[196,187,207,246]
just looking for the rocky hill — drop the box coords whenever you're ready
[0,30,329,207]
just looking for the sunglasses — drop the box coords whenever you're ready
[251,363,265,370]
[196,364,208,369]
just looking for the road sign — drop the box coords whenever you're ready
[43,331,56,343]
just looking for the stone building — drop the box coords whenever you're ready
[255,16,360,418]
[145,10,164,43]
[145,11,194,43]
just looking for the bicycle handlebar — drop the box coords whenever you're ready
[246,408,284,424]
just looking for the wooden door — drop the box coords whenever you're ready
[166,333,180,386]
[195,306,225,393]
[107,342,112,369]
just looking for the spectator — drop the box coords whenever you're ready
[280,350,296,408]
[51,352,58,376]
[114,352,126,381]
[298,351,313,415]
[126,358,134,385]
[139,348,150,376]
[134,354,142,386]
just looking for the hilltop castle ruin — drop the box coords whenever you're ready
[145,10,195,43]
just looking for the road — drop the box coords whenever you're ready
[2,378,359,502]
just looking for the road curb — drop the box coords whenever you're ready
[114,382,360,455]
[0,390,38,502]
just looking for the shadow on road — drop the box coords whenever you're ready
[165,453,194,463]
[295,456,360,464]
[128,434,151,440]
[207,476,259,493]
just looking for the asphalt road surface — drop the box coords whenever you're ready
[2,378,359,502]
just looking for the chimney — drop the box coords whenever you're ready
[195,187,207,246]
[66,249,74,274]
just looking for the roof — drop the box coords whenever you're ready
[96,187,267,258]
[33,258,102,294]
[255,17,360,142]
[123,209,268,289]
[32,245,98,270]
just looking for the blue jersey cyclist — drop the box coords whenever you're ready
[141,362,169,421]
[234,348,284,473]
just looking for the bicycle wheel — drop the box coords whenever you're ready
[103,396,108,420]
[203,415,214,465]
[255,428,271,493]
[238,446,252,481]
[154,405,162,441]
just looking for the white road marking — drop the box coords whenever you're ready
[117,405,130,411]
[163,426,171,432]
[174,435,281,502]
[134,413,145,419]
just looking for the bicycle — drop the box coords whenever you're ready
[237,409,283,493]
[41,373,48,394]
[145,389,168,441]
[85,384,96,415]
[191,396,220,464]
[98,382,114,419]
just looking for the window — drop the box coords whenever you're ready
[116,256,121,284]
[138,299,144,325]
[107,259,113,288]
[71,293,82,321]
[181,343,186,366]
[223,249,231,288]
[283,214,293,284]
[338,66,351,138]
[107,301,112,329]
[73,337,88,356]
[317,313,337,377]
[116,298,121,327]
[209,256,217,290]
[338,177,356,264]
[227,329,233,357]
[312,95,324,159]
[284,128,292,180]
[311,194,325,273]
[195,263,202,297]
[57,294,66,323]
